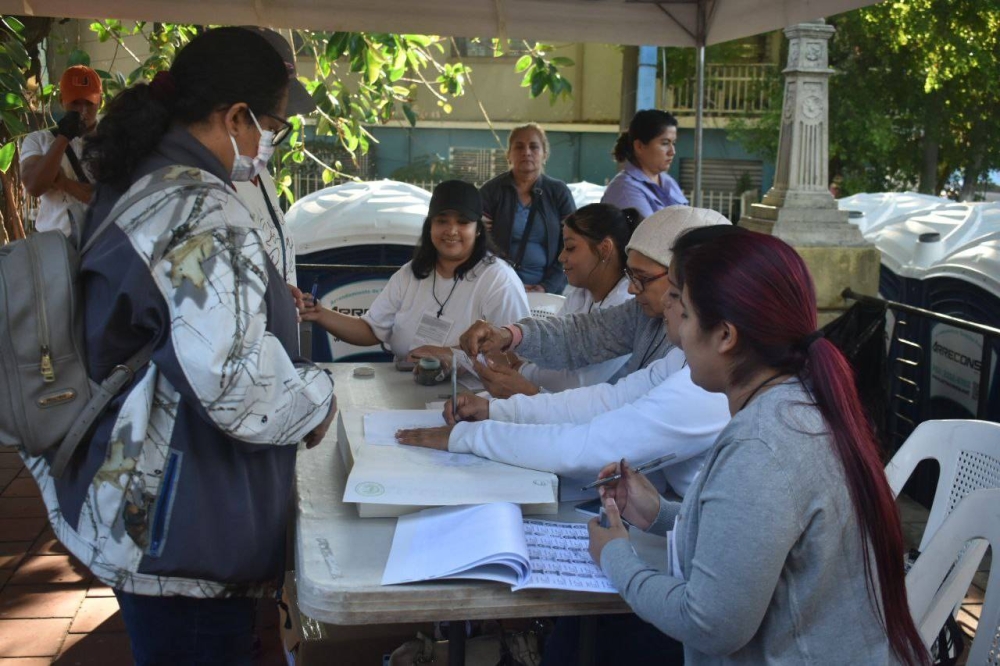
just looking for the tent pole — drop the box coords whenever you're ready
[693,0,706,208]
[694,43,704,208]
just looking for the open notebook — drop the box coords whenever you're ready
[381,503,617,593]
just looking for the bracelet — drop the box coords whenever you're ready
[502,324,523,351]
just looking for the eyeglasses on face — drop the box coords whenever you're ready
[261,112,293,146]
[624,266,669,293]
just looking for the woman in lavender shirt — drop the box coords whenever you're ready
[601,110,687,218]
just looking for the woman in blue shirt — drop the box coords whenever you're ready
[479,123,576,294]
[602,110,687,218]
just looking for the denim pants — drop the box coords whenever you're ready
[114,590,257,666]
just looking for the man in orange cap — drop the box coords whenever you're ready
[20,65,102,235]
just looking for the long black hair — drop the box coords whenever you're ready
[563,203,641,271]
[411,215,499,280]
[84,27,288,189]
[613,109,679,165]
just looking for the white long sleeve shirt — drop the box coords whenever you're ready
[449,349,730,497]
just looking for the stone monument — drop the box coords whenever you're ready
[740,20,880,324]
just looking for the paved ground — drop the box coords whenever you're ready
[0,446,286,665]
[0,444,988,664]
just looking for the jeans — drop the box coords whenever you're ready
[114,590,257,666]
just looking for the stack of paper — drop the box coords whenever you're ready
[337,410,559,518]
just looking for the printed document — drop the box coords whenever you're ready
[382,503,616,593]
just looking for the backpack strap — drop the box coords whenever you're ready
[51,170,230,478]
[50,337,157,478]
[63,144,90,185]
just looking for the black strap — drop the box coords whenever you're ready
[50,338,157,478]
[258,180,288,279]
[512,193,541,270]
[63,143,90,185]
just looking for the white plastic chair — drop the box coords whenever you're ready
[906,487,1000,661]
[526,292,566,320]
[886,420,1000,652]
[885,419,1000,551]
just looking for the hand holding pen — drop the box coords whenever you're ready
[588,457,666,532]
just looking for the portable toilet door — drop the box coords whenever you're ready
[921,225,1000,422]
[286,180,429,362]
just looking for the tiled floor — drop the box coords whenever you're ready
[0,446,287,665]
[0,444,988,664]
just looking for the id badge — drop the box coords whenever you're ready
[413,312,454,347]
[666,516,683,579]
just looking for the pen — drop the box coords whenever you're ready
[309,277,320,302]
[580,453,678,490]
[451,349,458,421]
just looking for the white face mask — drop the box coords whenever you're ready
[229,108,275,182]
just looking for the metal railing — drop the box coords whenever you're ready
[843,288,1000,436]
[666,63,776,116]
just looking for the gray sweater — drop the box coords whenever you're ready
[601,380,892,664]
[516,299,671,382]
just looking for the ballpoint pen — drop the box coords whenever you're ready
[309,277,320,302]
[451,349,458,421]
[580,452,678,490]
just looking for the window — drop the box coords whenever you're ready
[448,147,508,183]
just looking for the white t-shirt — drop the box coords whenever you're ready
[362,256,529,359]
[234,174,296,284]
[19,130,89,236]
[519,276,633,391]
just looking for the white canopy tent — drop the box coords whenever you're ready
[3,0,884,201]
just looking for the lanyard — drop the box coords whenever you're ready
[432,270,460,318]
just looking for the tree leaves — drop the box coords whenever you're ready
[0,141,15,173]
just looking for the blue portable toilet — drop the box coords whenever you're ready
[286,180,429,362]
[846,199,975,456]
[920,204,1000,421]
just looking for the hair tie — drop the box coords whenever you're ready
[798,329,825,351]
[149,70,177,104]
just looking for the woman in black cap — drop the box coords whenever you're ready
[300,179,529,365]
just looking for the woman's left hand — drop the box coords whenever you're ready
[588,494,630,564]
[396,425,454,450]
[408,345,457,373]
[474,358,539,398]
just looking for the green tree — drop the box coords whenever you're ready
[724,1,1000,199]
[0,19,574,243]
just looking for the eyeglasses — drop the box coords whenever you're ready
[261,113,293,146]
[624,266,669,293]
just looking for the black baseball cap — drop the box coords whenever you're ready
[428,180,483,221]
[240,26,316,116]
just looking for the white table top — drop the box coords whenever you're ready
[294,363,660,624]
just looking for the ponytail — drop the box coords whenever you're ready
[83,84,171,189]
[612,131,632,163]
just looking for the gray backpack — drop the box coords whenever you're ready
[0,171,226,477]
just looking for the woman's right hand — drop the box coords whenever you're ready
[443,393,490,425]
[596,459,661,531]
[459,320,513,357]
[298,293,325,323]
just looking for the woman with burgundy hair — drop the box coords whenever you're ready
[585,228,928,665]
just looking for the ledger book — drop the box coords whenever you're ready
[381,502,616,593]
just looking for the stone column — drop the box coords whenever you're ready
[740,20,880,324]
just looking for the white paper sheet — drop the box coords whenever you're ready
[362,410,446,446]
